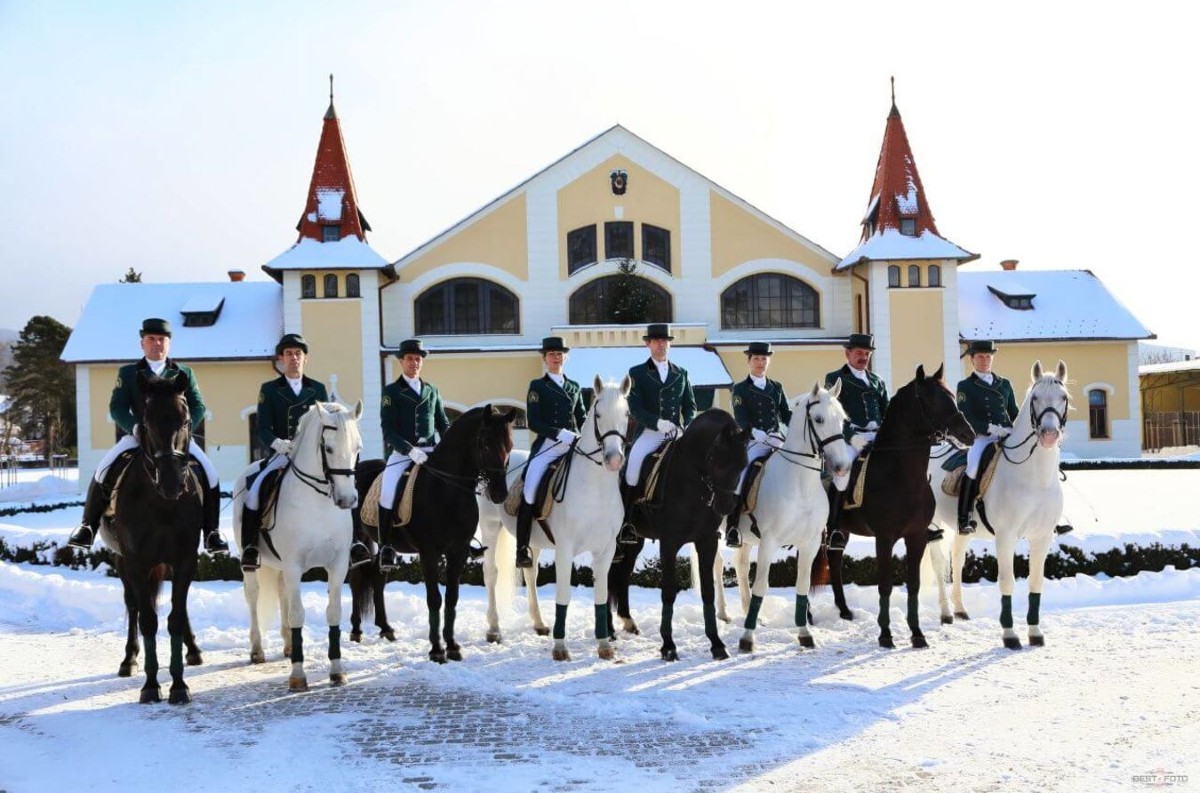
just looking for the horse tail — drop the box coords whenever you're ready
[811,545,830,590]
[148,563,169,609]
[350,564,375,623]
[922,534,950,587]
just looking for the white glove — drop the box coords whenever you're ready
[850,432,875,452]
[765,432,786,449]
[270,438,292,456]
[750,428,768,443]
[656,419,678,434]
[865,421,880,432]
[407,447,428,465]
[556,428,578,444]
[986,423,1012,439]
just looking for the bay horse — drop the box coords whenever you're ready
[927,360,1071,649]
[826,364,975,649]
[478,375,631,660]
[350,405,516,662]
[608,409,751,661]
[712,381,852,651]
[231,401,363,690]
[99,371,204,704]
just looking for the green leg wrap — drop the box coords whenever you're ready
[745,594,763,630]
[1027,592,1041,626]
[1000,594,1014,629]
[328,626,341,660]
[702,601,717,636]
[794,595,808,628]
[169,635,184,679]
[444,608,456,641]
[428,609,440,645]
[291,627,304,664]
[907,592,920,630]
[144,639,158,678]
[553,604,568,640]
[593,604,608,640]
[877,595,890,631]
[660,602,674,636]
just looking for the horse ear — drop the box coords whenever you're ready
[809,381,821,400]
[172,371,189,393]
[353,400,363,420]
[593,374,604,394]
[915,364,927,382]
[932,363,945,382]
[827,378,842,398]
[1032,360,1043,381]
[502,407,519,425]
[1056,360,1067,382]
[620,374,632,397]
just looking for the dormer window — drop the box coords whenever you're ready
[180,296,224,327]
[899,217,917,237]
[987,283,1036,311]
[322,225,341,242]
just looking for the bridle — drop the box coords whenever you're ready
[573,400,628,466]
[138,396,193,494]
[290,417,356,498]
[772,398,845,472]
[697,432,742,510]
[996,381,1070,465]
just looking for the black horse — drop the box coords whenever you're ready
[99,372,205,704]
[350,405,515,662]
[608,409,751,661]
[825,364,975,649]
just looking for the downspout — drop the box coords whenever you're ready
[852,265,871,334]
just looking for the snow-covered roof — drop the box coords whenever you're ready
[1140,360,1200,375]
[563,347,733,388]
[262,236,388,274]
[836,229,975,270]
[62,282,283,363]
[958,270,1153,342]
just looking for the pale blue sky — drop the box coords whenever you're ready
[2,0,1196,350]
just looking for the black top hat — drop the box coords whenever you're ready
[140,318,172,338]
[964,339,998,356]
[643,323,674,341]
[744,341,774,357]
[844,333,875,351]
[275,333,309,355]
[540,336,570,353]
[396,339,429,358]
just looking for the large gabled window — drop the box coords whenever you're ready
[721,273,819,329]
[568,276,672,325]
[567,225,597,274]
[605,221,634,260]
[415,278,519,335]
[641,224,671,273]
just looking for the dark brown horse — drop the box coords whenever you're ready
[826,364,974,649]
[100,371,205,703]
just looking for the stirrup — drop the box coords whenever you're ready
[68,525,96,550]
[725,527,742,548]
[926,527,945,543]
[1054,524,1074,535]
[204,531,230,555]
[468,540,488,562]
[378,545,400,572]
[825,528,847,551]
[240,545,261,572]
[348,541,372,569]
[515,545,533,569]
[958,517,977,535]
[617,524,638,546]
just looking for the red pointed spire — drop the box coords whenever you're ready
[295,75,371,243]
[858,78,938,242]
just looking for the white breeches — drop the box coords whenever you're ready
[966,436,996,478]
[380,447,433,509]
[626,429,672,487]
[93,434,217,489]
[523,438,572,504]
[245,453,291,510]
[832,442,862,492]
[736,437,779,492]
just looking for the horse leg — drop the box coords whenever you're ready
[373,565,395,642]
[713,549,730,624]
[829,547,854,621]
[135,575,162,704]
[607,537,641,637]
[166,566,195,704]
[526,555,549,637]
[483,534,502,644]
[926,531,953,625]
[659,542,681,661]
[551,547,573,661]
[327,563,348,685]
[282,566,308,690]
[735,543,752,618]
[996,531,1022,650]
[951,532,971,620]
[1026,532,1052,647]
[903,534,929,649]
[182,612,202,666]
[276,569,292,659]
[443,552,465,662]
[348,566,364,643]
[739,540,773,653]
[593,544,615,661]
[420,553,447,663]
[794,535,821,649]
[244,569,266,664]
[695,536,727,660]
[119,568,140,678]
[875,536,896,649]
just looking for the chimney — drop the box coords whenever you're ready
[228,270,246,282]
[1000,259,1019,271]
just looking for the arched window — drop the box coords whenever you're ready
[568,275,673,325]
[1088,389,1110,439]
[415,278,519,335]
[721,273,819,329]
[907,265,921,287]
[301,274,316,299]
[887,265,900,288]
[928,264,941,287]
[346,273,361,298]
[323,274,339,298]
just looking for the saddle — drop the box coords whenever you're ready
[842,455,870,511]
[739,454,771,538]
[360,465,421,528]
[633,438,675,508]
[503,454,570,520]
[105,451,205,517]
[940,442,1001,499]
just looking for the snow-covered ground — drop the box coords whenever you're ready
[1,467,1198,792]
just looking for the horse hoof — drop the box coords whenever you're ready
[168,687,191,705]
[380,628,397,643]
[447,648,463,662]
[954,611,970,621]
[598,644,614,661]
[330,672,348,686]
[486,631,502,644]
[289,676,309,691]
[430,652,447,664]
[738,638,754,653]
[535,627,551,637]
[839,608,854,621]
[661,648,679,662]
[941,615,954,625]
[118,662,137,678]
[139,687,162,704]
[712,646,729,661]
[186,652,202,666]
[912,634,929,649]
[879,635,895,649]
[552,648,571,662]
[718,613,731,624]
[798,634,815,649]
[1003,636,1022,651]
[349,631,363,643]
[249,651,266,665]
[624,623,641,637]
[1029,634,1045,647]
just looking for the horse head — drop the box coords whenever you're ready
[688,412,750,516]
[911,364,975,449]
[303,400,364,509]
[136,370,193,501]
[591,374,632,472]
[1029,360,1071,448]
[478,404,517,504]
[794,380,851,478]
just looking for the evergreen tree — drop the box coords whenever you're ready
[1,316,76,459]
[119,267,143,283]
[608,258,655,324]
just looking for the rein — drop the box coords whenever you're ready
[995,383,1070,466]
[137,404,194,494]
[289,420,355,499]
[771,399,843,473]
[573,401,628,467]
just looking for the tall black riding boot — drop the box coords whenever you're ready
[724,503,744,548]
[616,481,639,546]
[824,485,846,550]
[67,478,109,549]
[377,507,399,571]
[515,499,536,569]
[202,485,230,555]
[957,475,978,535]
[240,506,262,571]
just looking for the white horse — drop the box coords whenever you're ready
[927,360,1070,649]
[711,382,852,650]
[232,400,364,689]
[479,375,630,660]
